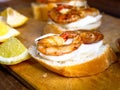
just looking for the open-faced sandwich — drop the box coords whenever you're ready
[36,0,87,7]
[43,4,102,34]
[32,0,87,21]
[29,30,117,77]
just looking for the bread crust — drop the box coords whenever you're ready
[31,3,57,21]
[29,45,117,77]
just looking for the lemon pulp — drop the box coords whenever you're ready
[0,21,9,36]
[0,37,30,65]
[0,21,20,42]
[0,7,28,27]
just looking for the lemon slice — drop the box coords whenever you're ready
[0,21,20,42]
[0,7,28,27]
[0,21,9,36]
[0,37,31,65]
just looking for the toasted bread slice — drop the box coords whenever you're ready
[29,44,117,77]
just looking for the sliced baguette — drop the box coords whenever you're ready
[29,45,117,77]
[32,0,87,21]
[31,3,57,21]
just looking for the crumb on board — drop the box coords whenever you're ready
[42,73,48,78]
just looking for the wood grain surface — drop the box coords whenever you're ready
[6,6,120,90]
[0,0,120,90]
[0,0,34,90]
[0,66,29,90]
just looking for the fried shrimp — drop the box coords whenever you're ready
[37,30,103,56]
[48,4,100,24]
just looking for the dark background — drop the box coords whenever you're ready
[87,0,120,18]
[0,0,120,18]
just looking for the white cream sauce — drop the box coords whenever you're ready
[35,34,104,65]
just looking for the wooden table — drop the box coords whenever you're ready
[0,0,120,90]
[0,0,35,90]
[0,66,28,90]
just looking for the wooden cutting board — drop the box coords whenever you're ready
[5,7,120,90]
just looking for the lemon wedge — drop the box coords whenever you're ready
[0,7,28,28]
[0,21,20,42]
[0,21,9,36]
[0,37,31,65]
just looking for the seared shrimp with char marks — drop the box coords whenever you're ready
[37,30,103,56]
[37,33,81,56]
[48,4,100,24]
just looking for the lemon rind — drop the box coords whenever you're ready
[0,49,31,65]
[0,27,20,42]
[7,16,28,28]
[1,7,28,28]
